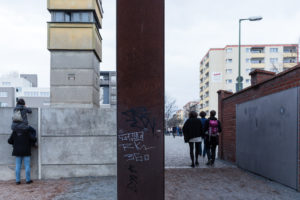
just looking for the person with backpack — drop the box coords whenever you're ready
[199,111,207,158]
[183,111,203,167]
[11,98,37,147]
[8,130,36,184]
[204,110,222,166]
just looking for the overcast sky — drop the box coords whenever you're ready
[0,0,300,108]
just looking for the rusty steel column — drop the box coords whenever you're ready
[117,0,165,199]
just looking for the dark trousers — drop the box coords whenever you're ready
[205,136,218,163]
[189,142,200,164]
[198,142,202,156]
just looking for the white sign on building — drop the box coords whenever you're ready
[212,72,222,83]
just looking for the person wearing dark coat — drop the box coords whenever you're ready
[8,130,36,185]
[183,111,203,167]
[204,110,222,166]
[11,98,37,147]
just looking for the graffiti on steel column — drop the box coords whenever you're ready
[120,107,160,193]
[127,164,138,193]
[118,131,155,162]
[121,107,157,136]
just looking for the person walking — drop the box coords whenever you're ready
[183,111,203,168]
[199,111,207,158]
[204,110,222,166]
[8,130,36,184]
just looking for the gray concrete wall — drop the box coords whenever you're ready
[40,107,116,179]
[0,107,38,180]
[236,87,299,190]
[0,107,117,180]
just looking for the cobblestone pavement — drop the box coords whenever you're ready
[0,136,299,200]
[165,135,231,168]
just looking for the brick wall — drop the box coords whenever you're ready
[218,65,300,190]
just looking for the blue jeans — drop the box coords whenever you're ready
[15,156,31,182]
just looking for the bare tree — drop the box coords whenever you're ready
[165,95,178,130]
[167,114,183,128]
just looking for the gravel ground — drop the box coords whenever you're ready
[0,136,299,200]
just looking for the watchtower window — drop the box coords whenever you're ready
[51,11,98,26]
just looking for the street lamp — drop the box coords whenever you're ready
[236,16,263,92]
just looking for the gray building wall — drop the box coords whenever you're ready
[0,107,116,180]
[50,51,100,108]
[0,87,15,107]
[0,108,39,180]
[20,74,38,87]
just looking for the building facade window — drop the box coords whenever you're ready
[245,68,251,73]
[270,58,278,63]
[270,48,278,53]
[100,86,109,104]
[226,59,232,63]
[245,79,250,84]
[226,69,233,74]
[245,48,251,53]
[16,87,22,93]
[111,86,117,93]
[40,92,50,97]
[226,79,233,84]
[52,11,96,24]
[251,58,264,64]
[0,102,8,107]
[0,92,8,97]
[246,58,250,63]
[283,57,296,63]
[2,82,11,86]
[226,48,232,53]
[111,76,116,83]
[111,96,117,101]
[24,91,39,97]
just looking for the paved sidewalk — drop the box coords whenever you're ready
[164,136,300,200]
[0,136,299,200]
[165,135,228,168]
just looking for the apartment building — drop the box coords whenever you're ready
[0,73,50,107]
[199,44,299,114]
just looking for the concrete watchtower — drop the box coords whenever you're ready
[47,0,103,108]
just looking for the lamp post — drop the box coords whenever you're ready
[236,16,263,92]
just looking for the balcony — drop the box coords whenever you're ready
[48,23,102,61]
[283,52,297,58]
[48,0,103,28]
[251,63,265,68]
[283,63,297,68]
[251,53,265,58]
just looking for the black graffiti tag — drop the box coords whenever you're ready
[127,164,138,193]
[122,107,156,136]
